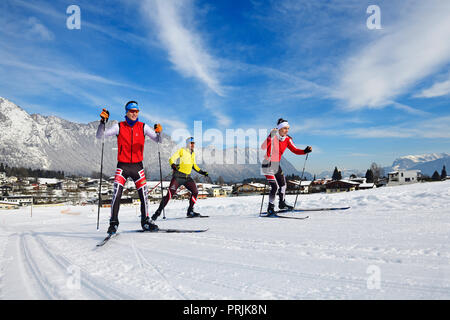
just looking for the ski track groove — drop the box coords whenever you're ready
[0,233,10,299]
[30,232,137,300]
[133,242,450,297]
[187,234,450,268]
[129,235,188,300]
[107,229,450,297]
[124,236,288,299]
[20,233,62,299]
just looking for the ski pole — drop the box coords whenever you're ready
[157,136,166,219]
[148,173,171,193]
[97,123,106,231]
[293,153,309,208]
[259,178,267,216]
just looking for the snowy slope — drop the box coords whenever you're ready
[0,180,449,299]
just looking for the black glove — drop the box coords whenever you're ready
[100,108,109,124]
[171,163,179,171]
[304,146,312,154]
[199,170,208,177]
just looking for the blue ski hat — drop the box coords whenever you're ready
[186,136,195,146]
[125,101,139,112]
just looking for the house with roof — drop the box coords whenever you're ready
[325,180,360,193]
[287,180,312,194]
[348,177,376,190]
[387,170,420,186]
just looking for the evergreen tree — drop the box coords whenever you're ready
[441,165,447,180]
[365,169,374,183]
[332,167,342,181]
[432,170,441,181]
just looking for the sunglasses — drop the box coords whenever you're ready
[128,109,139,114]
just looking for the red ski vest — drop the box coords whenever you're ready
[117,121,146,163]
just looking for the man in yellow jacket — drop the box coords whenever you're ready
[151,137,209,221]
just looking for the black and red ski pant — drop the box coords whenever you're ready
[262,163,286,205]
[153,171,198,219]
[110,162,149,226]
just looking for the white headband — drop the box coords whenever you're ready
[277,121,289,130]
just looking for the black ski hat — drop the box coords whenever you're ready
[277,118,288,125]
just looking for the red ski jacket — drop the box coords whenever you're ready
[261,134,305,162]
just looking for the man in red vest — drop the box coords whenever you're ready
[96,101,162,234]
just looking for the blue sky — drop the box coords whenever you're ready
[1,0,449,174]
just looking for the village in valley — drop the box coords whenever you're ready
[1,161,447,210]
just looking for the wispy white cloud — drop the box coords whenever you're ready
[308,116,450,139]
[0,53,151,93]
[9,0,151,46]
[389,101,431,116]
[139,110,187,132]
[414,78,450,98]
[334,0,450,110]
[27,17,54,41]
[141,0,224,96]
[203,92,232,127]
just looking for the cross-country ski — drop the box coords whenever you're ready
[96,233,119,247]
[136,228,209,233]
[290,207,351,212]
[261,214,310,220]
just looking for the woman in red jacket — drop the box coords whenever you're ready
[96,101,162,234]
[261,118,312,215]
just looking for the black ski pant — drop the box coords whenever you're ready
[262,163,286,205]
[153,171,198,220]
[110,162,149,226]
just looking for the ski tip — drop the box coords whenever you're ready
[136,228,209,233]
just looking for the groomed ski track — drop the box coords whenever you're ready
[1,180,449,299]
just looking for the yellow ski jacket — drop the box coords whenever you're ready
[169,147,201,175]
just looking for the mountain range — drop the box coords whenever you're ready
[0,97,308,182]
[389,153,449,176]
[317,153,449,179]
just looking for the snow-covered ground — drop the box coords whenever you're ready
[1,181,449,300]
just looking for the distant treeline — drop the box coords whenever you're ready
[0,163,65,179]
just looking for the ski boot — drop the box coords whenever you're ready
[107,221,118,235]
[266,203,276,216]
[279,199,294,211]
[141,216,159,232]
[186,208,201,218]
